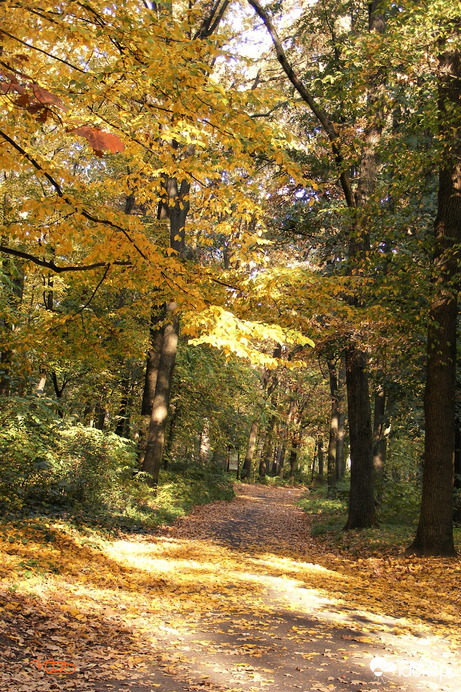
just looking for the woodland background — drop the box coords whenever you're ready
[0,0,460,557]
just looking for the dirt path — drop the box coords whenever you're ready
[1,485,460,692]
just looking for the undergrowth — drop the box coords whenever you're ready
[298,479,461,556]
[0,395,234,535]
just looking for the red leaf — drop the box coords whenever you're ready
[72,126,125,156]
[32,86,66,110]
[0,77,25,95]
[14,93,31,107]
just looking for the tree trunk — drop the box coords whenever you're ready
[372,382,388,505]
[164,401,180,469]
[115,372,131,438]
[36,370,47,396]
[344,347,376,529]
[259,430,273,478]
[247,0,381,525]
[95,401,108,430]
[139,164,189,477]
[455,424,461,523]
[317,436,324,477]
[142,304,180,486]
[336,411,346,480]
[241,421,258,480]
[327,359,339,495]
[407,46,460,557]
[0,254,24,396]
[288,440,298,478]
[138,306,166,465]
[341,3,385,526]
[51,371,69,418]
[199,418,210,464]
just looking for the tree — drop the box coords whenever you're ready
[407,39,460,556]
[247,0,380,527]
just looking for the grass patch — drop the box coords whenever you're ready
[298,482,461,557]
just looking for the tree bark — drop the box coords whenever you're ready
[199,418,210,464]
[0,254,24,396]
[372,382,388,504]
[317,436,324,477]
[344,347,376,528]
[259,428,274,478]
[288,439,298,478]
[241,421,258,480]
[327,359,339,495]
[142,304,180,486]
[138,306,165,464]
[115,371,132,438]
[336,358,347,481]
[407,46,460,557]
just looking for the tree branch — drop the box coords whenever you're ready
[73,263,111,315]
[0,128,148,260]
[0,29,86,73]
[0,244,131,273]
[246,0,355,208]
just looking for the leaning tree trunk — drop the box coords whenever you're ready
[407,48,460,556]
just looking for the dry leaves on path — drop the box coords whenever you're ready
[0,484,460,692]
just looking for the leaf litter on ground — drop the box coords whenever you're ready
[0,484,460,691]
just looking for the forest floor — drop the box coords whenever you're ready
[1,484,460,692]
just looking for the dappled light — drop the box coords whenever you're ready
[1,485,459,691]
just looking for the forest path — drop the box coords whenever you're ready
[2,484,460,692]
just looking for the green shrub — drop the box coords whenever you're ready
[0,397,234,529]
[0,395,61,511]
[378,480,421,524]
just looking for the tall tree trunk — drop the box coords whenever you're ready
[407,46,460,556]
[164,401,180,469]
[336,358,347,480]
[115,371,131,438]
[0,255,24,395]
[327,359,339,495]
[344,347,376,528]
[455,424,461,523]
[288,439,298,479]
[247,0,382,526]
[140,169,190,478]
[259,428,273,478]
[372,381,388,505]
[142,304,180,486]
[317,436,324,477]
[241,421,258,480]
[199,418,210,464]
[138,306,166,464]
